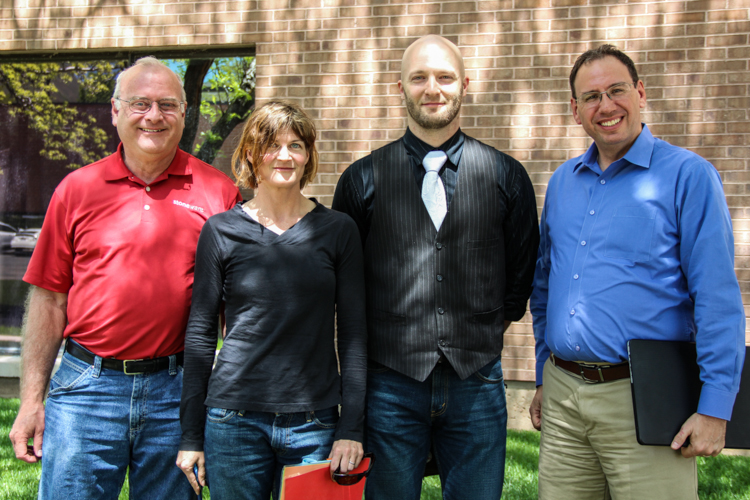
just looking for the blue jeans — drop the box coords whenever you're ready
[39,350,194,500]
[365,356,508,500]
[204,406,339,500]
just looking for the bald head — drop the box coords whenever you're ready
[113,57,186,108]
[401,35,465,83]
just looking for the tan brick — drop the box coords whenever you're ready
[664,11,706,25]
[706,59,746,72]
[371,26,406,39]
[647,49,687,62]
[166,3,195,14]
[709,9,749,22]
[304,51,337,63]
[437,23,474,35]
[338,6,371,17]
[708,34,748,47]
[728,21,750,33]
[686,22,727,36]
[569,6,607,18]
[164,24,194,35]
[644,0,684,13]
[477,0,514,10]
[373,4,406,16]
[706,85,747,97]
[324,40,362,52]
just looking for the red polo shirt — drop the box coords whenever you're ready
[24,144,241,359]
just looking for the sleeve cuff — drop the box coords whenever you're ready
[697,385,738,421]
[535,355,549,386]
[179,439,205,452]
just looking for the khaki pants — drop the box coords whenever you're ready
[538,359,698,500]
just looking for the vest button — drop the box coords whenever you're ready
[438,339,446,347]
[436,242,443,250]
[438,307,445,314]
[436,274,443,282]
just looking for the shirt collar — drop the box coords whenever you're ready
[574,124,655,173]
[104,143,192,182]
[403,127,465,168]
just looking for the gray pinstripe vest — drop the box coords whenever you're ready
[365,136,507,382]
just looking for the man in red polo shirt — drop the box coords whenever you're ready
[8,57,241,499]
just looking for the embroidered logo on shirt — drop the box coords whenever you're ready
[173,199,205,213]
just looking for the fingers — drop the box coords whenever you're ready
[671,413,726,458]
[10,433,39,463]
[176,451,205,495]
[9,408,44,463]
[328,439,364,473]
[529,386,543,431]
[671,421,691,452]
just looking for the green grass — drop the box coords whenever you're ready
[1,398,749,499]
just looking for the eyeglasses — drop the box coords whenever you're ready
[332,453,374,486]
[576,82,636,109]
[116,98,184,115]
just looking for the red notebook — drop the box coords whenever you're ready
[279,458,370,500]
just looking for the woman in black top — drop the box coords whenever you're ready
[176,101,367,500]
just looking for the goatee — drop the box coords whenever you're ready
[405,93,462,130]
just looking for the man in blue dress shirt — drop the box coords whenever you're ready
[529,44,746,500]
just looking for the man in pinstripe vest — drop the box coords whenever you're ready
[333,35,539,500]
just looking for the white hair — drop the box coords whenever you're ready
[112,56,186,109]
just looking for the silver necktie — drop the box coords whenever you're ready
[422,150,448,230]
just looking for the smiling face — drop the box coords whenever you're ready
[572,56,647,168]
[253,129,310,190]
[398,36,469,135]
[111,65,185,164]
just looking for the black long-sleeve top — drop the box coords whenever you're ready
[332,128,539,322]
[179,201,367,450]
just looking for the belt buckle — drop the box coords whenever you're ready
[577,362,607,383]
[123,359,145,375]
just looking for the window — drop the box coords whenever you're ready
[0,49,255,354]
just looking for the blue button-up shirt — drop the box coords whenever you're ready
[531,125,746,420]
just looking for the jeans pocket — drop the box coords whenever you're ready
[474,355,504,384]
[48,357,93,396]
[206,406,239,424]
[310,407,339,429]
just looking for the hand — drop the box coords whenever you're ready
[328,439,364,474]
[671,413,726,458]
[9,401,45,463]
[529,386,543,431]
[176,450,206,495]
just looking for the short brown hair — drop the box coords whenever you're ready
[231,100,319,190]
[569,44,640,99]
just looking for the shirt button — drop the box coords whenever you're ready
[573,274,579,279]
[436,242,443,250]
[146,186,151,192]
[438,307,445,315]
[589,210,595,215]
[575,345,581,352]
[144,205,151,210]
[438,339,446,347]
[600,179,606,185]
[436,275,443,282]
[581,241,586,246]
[570,309,575,315]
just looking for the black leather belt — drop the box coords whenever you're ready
[551,354,630,383]
[65,340,183,375]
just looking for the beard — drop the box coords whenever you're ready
[404,92,462,130]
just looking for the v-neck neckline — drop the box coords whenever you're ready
[239,199,320,238]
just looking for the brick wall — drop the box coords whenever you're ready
[2,0,749,382]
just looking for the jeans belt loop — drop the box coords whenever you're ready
[92,355,103,378]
